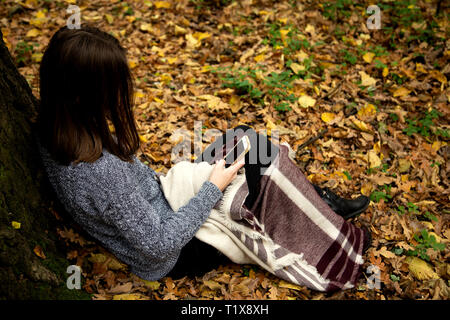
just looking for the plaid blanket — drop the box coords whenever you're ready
[159,143,366,292]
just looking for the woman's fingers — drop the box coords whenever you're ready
[209,157,245,191]
[226,158,245,176]
[215,159,226,167]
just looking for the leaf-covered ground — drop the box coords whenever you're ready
[2,0,449,300]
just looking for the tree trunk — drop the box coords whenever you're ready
[0,29,89,299]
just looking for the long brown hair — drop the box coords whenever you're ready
[38,25,140,165]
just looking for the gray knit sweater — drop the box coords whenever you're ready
[39,147,223,280]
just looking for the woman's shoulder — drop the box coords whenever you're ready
[73,150,138,188]
[40,145,137,194]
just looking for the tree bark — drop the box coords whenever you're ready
[0,29,88,299]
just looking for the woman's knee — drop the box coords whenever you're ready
[233,125,253,132]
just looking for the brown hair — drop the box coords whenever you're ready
[38,25,140,165]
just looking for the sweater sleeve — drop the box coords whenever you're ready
[104,179,223,259]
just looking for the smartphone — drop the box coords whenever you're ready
[223,135,251,168]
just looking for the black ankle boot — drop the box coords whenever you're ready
[313,185,370,220]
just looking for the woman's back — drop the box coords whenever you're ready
[39,145,222,280]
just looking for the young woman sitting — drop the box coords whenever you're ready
[37,26,371,292]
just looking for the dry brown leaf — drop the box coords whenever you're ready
[108,282,133,294]
[33,245,46,259]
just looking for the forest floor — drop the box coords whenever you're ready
[1,0,449,300]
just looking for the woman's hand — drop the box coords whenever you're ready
[208,159,245,192]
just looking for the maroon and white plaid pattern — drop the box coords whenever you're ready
[219,144,366,291]
[160,143,367,292]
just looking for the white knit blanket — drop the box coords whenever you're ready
[159,161,258,265]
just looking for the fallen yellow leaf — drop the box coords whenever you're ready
[26,28,40,38]
[89,253,127,270]
[201,65,212,73]
[88,253,108,264]
[154,97,164,104]
[360,33,371,40]
[331,171,349,181]
[406,257,439,281]
[430,70,447,85]
[229,95,243,113]
[254,54,265,62]
[393,87,411,97]
[128,59,138,69]
[373,141,381,154]
[104,14,114,24]
[167,57,178,64]
[416,63,427,74]
[398,158,411,173]
[321,112,336,123]
[33,245,46,259]
[140,23,153,33]
[154,1,171,9]
[137,102,149,110]
[30,9,47,27]
[151,45,165,57]
[197,94,226,110]
[160,73,172,84]
[296,50,309,62]
[203,280,222,291]
[367,150,381,168]
[359,71,377,87]
[134,91,145,99]
[290,62,305,74]
[400,67,416,79]
[431,140,441,153]
[278,280,305,291]
[362,52,375,63]
[305,24,315,35]
[11,221,21,229]
[174,25,188,35]
[266,119,277,130]
[378,246,396,259]
[139,135,148,143]
[412,21,426,30]
[185,33,199,49]
[279,28,290,45]
[298,95,316,108]
[142,280,160,291]
[113,293,147,300]
[351,117,371,132]
[429,232,444,243]
[361,183,373,196]
[357,103,377,120]
[32,52,43,63]
[193,32,211,42]
[313,86,320,95]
